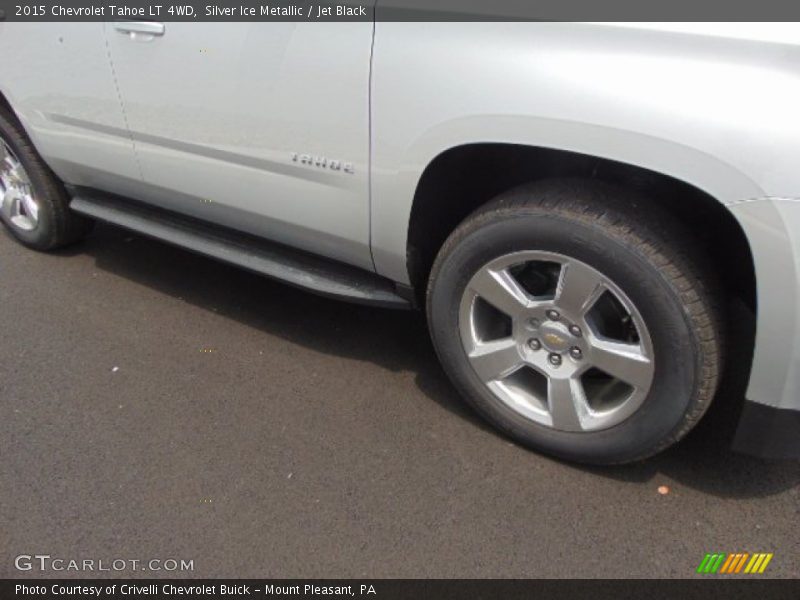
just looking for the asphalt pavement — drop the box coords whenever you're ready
[2,222,799,579]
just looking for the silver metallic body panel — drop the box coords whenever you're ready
[103,22,374,271]
[727,198,800,412]
[0,21,374,271]
[0,23,139,190]
[370,22,800,412]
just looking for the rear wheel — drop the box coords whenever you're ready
[0,106,92,250]
[427,179,723,464]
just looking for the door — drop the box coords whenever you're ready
[0,23,140,194]
[104,21,375,271]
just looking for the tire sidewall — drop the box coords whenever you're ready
[0,112,59,249]
[428,207,702,464]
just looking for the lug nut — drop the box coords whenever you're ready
[528,339,541,351]
[569,324,582,337]
[548,353,562,367]
[569,347,583,360]
[546,309,560,321]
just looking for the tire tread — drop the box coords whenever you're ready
[0,105,92,250]
[427,178,724,463]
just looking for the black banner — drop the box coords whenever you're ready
[3,579,800,600]
[3,0,800,21]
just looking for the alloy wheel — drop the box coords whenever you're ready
[459,251,655,432]
[0,138,39,232]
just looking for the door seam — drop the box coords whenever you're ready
[102,25,145,181]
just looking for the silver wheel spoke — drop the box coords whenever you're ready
[2,156,16,177]
[459,250,655,433]
[1,188,16,220]
[589,338,653,389]
[555,260,605,316]
[547,376,587,431]
[469,268,530,318]
[20,193,38,222]
[0,139,38,231]
[467,338,522,382]
[0,141,11,166]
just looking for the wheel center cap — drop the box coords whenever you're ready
[538,322,572,353]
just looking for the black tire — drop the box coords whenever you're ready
[0,106,93,250]
[427,178,723,464]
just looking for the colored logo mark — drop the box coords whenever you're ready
[697,553,773,574]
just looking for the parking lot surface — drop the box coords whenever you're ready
[2,223,799,578]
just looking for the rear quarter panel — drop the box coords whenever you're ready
[370,22,800,410]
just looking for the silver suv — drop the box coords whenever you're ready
[1,22,798,464]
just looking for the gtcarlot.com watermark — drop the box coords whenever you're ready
[15,554,194,573]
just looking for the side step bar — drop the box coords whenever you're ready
[70,194,411,309]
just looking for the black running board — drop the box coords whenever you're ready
[70,194,411,309]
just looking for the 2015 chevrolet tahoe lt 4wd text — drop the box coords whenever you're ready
[2,21,799,464]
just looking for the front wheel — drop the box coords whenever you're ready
[0,106,92,250]
[427,179,723,464]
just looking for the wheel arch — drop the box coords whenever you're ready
[406,142,757,316]
[0,88,15,119]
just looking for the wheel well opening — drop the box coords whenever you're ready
[407,143,756,314]
[0,90,13,118]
